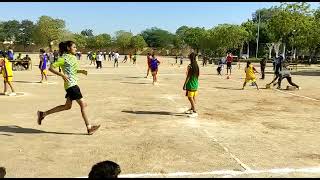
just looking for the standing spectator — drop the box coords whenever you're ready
[103,52,107,61]
[260,57,266,79]
[202,55,208,67]
[113,51,120,68]
[132,54,137,65]
[88,161,121,178]
[179,54,183,65]
[175,55,178,64]
[96,51,103,69]
[226,53,233,75]
[108,51,112,61]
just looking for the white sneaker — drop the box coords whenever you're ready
[9,92,16,96]
[4,92,9,96]
[188,112,198,118]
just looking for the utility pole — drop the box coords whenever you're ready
[255,11,260,59]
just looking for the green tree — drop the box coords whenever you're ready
[141,27,175,48]
[130,35,147,53]
[33,16,66,52]
[81,29,94,37]
[73,33,87,50]
[115,30,133,54]
[2,20,20,42]
[17,20,36,50]
[96,33,112,50]
[181,27,206,53]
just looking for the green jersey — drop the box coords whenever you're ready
[186,65,199,91]
[52,54,79,90]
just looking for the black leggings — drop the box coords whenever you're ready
[96,61,102,68]
[278,76,299,88]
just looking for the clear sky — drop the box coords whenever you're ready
[1,2,319,36]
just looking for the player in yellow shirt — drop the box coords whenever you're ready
[242,61,260,90]
[0,51,16,96]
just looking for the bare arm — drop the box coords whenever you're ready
[183,66,191,90]
[49,65,68,82]
[77,69,88,75]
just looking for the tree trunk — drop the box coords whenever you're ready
[240,43,243,58]
[282,43,286,59]
[49,42,53,53]
[266,43,273,59]
[274,42,281,58]
[293,48,296,60]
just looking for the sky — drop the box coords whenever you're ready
[0,2,319,36]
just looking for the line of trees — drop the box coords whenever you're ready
[1,2,320,61]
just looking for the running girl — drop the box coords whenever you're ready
[37,41,100,135]
[183,52,199,118]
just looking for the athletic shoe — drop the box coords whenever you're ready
[4,92,9,96]
[87,125,101,135]
[8,92,16,96]
[188,112,198,118]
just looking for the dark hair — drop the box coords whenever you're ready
[58,42,67,56]
[246,60,251,68]
[188,52,199,78]
[0,51,7,58]
[88,160,121,179]
[40,48,45,53]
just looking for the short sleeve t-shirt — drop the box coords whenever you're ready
[52,54,78,90]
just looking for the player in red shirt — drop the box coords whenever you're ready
[226,53,233,75]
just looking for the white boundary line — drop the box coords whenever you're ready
[76,167,320,178]
[273,89,320,102]
[203,130,251,171]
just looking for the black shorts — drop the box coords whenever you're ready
[65,85,83,100]
[227,62,232,68]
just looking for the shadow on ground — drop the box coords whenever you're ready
[0,125,86,136]
[121,110,185,117]
[291,71,320,76]
[214,86,243,90]
[120,82,149,85]
[13,80,41,84]
[125,76,143,79]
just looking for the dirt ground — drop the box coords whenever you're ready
[0,54,319,178]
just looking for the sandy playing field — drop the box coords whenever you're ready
[0,54,319,177]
